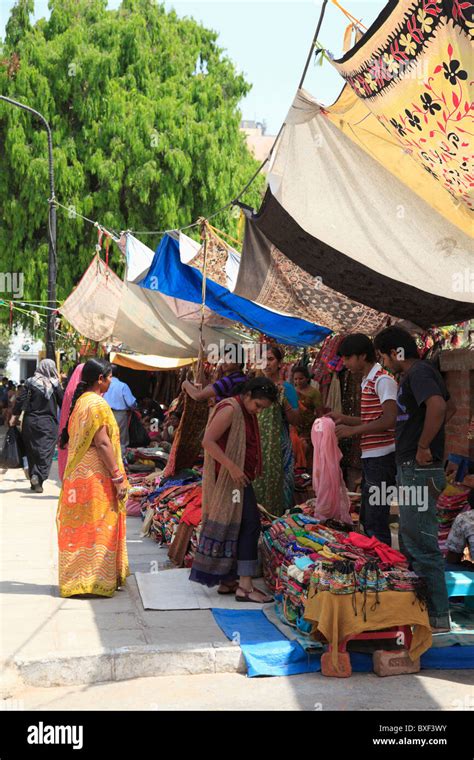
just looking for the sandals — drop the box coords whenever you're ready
[217,581,239,595]
[235,586,274,604]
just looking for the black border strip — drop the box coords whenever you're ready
[253,190,474,329]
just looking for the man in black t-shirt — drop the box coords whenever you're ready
[374,327,455,633]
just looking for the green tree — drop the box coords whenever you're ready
[0,0,263,314]
[0,324,11,371]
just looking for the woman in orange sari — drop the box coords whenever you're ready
[57,359,130,598]
[292,365,323,470]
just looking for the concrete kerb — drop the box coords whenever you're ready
[13,643,246,688]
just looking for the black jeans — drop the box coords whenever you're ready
[236,484,261,577]
[360,452,397,546]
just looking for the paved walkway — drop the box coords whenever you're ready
[1,458,473,710]
[0,462,240,693]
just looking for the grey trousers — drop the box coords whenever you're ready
[112,410,130,454]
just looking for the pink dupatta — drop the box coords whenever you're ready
[58,364,84,481]
[311,416,352,523]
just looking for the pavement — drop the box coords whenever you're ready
[3,671,474,711]
[0,460,242,695]
[1,453,473,710]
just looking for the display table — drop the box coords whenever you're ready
[304,589,432,672]
[445,569,474,598]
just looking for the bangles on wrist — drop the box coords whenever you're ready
[111,475,124,483]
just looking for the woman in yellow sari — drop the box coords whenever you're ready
[57,359,130,598]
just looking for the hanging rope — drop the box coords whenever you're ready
[52,199,121,242]
[331,0,367,31]
[196,219,209,385]
[207,223,241,248]
[299,0,330,89]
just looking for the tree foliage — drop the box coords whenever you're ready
[0,0,264,315]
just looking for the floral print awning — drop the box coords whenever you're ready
[331,0,473,215]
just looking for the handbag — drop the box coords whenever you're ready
[0,427,25,468]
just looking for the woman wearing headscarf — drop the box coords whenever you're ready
[10,359,64,493]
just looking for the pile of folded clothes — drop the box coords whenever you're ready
[261,507,424,637]
[125,473,154,516]
[125,445,170,473]
[140,469,203,564]
[436,484,471,556]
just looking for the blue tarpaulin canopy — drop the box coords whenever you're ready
[138,235,331,346]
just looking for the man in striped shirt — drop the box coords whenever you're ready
[327,333,398,545]
[182,344,248,403]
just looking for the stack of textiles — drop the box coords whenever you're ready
[140,470,203,563]
[262,508,423,635]
[126,446,169,470]
[437,484,471,555]
[125,470,161,516]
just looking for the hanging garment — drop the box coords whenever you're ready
[311,417,352,523]
[162,393,209,477]
[325,373,343,413]
[253,383,297,516]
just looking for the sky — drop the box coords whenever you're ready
[0,0,385,135]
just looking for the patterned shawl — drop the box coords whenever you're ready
[190,397,246,586]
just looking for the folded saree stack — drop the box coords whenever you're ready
[139,469,203,566]
[261,507,425,638]
[436,484,471,556]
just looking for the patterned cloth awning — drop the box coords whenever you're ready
[60,254,242,357]
[331,0,473,220]
[242,0,473,329]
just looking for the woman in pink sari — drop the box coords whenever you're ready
[58,364,84,481]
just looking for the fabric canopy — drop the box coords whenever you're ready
[331,0,473,222]
[234,213,395,334]
[138,234,332,346]
[125,233,238,328]
[249,0,473,328]
[60,254,243,358]
[253,90,472,327]
[110,352,195,371]
[60,255,123,342]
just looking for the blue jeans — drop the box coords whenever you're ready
[396,461,450,628]
[361,452,396,546]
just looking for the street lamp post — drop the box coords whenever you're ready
[0,95,57,360]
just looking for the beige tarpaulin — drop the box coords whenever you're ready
[325,84,472,237]
[110,352,196,371]
[60,255,242,357]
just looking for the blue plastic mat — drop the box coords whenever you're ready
[211,609,321,677]
[421,645,474,669]
[212,609,474,677]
